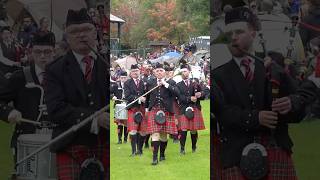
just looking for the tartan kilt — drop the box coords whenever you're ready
[146,107,178,135]
[113,118,128,126]
[56,132,109,180]
[213,134,222,180]
[222,137,297,180]
[127,106,147,133]
[178,107,205,131]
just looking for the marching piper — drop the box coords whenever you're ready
[164,62,180,143]
[145,62,178,165]
[124,64,148,156]
[212,7,307,179]
[176,63,205,154]
[140,62,154,148]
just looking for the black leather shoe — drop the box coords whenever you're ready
[136,150,142,156]
[151,159,158,165]
[159,156,166,161]
[180,149,185,155]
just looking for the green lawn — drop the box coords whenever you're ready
[1,103,320,179]
[110,100,210,180]
[290,120,320,180]
[0,121,14,179]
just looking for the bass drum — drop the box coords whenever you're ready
[16,134,56,180]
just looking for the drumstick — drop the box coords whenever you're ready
[19,118,41,125]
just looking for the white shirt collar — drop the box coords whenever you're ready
[34,64,44,77]
[233,56,255,67]
[72,51,97,64]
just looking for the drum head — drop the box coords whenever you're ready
[134,112,143,124]
[18,134,52,144]
[155,110,166,125]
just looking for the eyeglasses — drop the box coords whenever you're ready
[33,49,53,56]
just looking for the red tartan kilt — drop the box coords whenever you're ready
[146,107,178,135]
[222,141,297,180]
[213,134,222,180]
[127,106,147,133]
[113,118,128,126]
[178,107,205,131]
[56,132,109,180]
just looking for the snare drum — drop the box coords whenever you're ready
[115,103,128,120]
[16,134,57,180]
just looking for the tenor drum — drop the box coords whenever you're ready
[115,103,128,120]
[16,134,56,180]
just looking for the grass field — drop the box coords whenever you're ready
[1,102,320,179]
[0,121,14,179]
[110,100,210,180]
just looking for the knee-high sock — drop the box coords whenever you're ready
[145,134,150,145]
[138,135,146,153]
[136,133,141,151]
[191,132,198,150]
[124,127,128,141]
[118,125,123,141]
[130,134,137,154]
[152,141,160,161]
[160,141,168,157]
[180,131,187,150]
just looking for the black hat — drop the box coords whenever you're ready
[164,66,174,71]
[32,33,55,47]
[130,64,139,70]
[97,4,104,10]
[155,62,164,69]
[225,7,255,26]
[120,71,127,76]
[180,64,190,71]
[66,8,93,27]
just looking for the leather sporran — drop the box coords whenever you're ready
[185,106,194,120]
[155,110,166,125]
[134,111,143,124]
[240,143,268,180]
[79,158,105,180]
